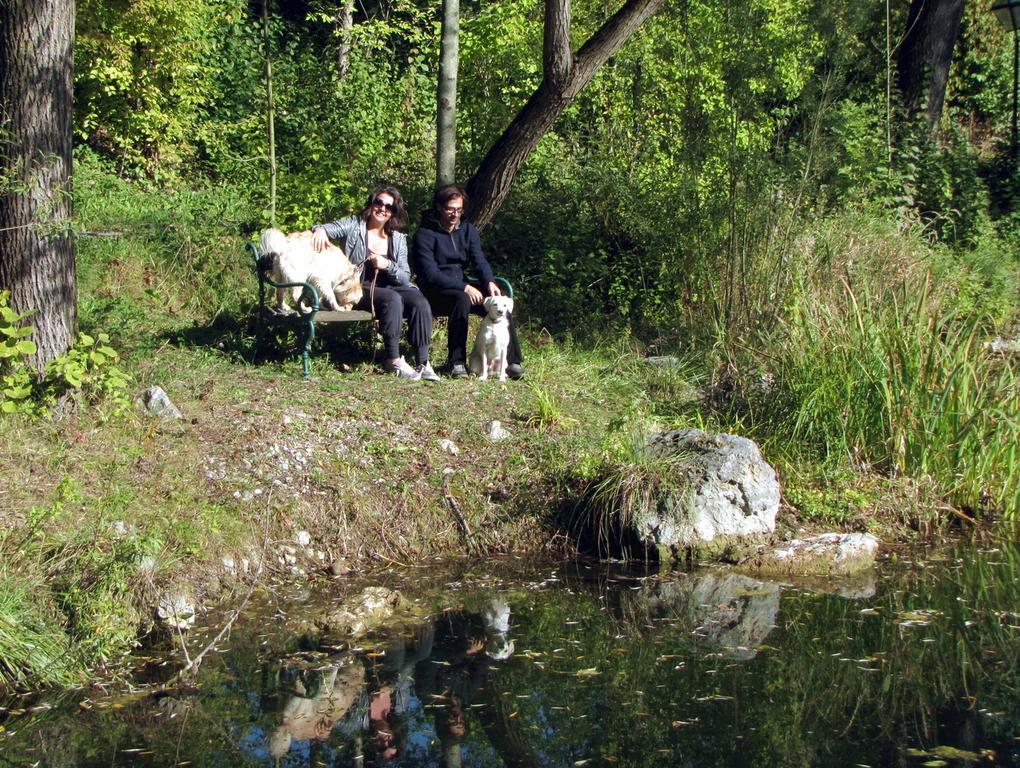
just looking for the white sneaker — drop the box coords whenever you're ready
[390,358,420,380]
[416,361,441,382]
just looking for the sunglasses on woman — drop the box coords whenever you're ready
[372,199,396,213]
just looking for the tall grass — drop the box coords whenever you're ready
[726,217,1020,516]
[0,576,81,690]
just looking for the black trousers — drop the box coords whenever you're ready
[355,284,432,364]
[423,283,523,367]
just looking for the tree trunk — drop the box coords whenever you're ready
[895,0,965,134]
[436,0,460,187]
[466,0,666,230]
[338,0,355,78]
[262,0,277,227]
[0,0,76,370]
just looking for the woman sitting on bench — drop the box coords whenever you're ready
[311,186,440,382]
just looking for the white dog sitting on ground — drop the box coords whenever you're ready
[469,295,515,381]
[259,228,362,314]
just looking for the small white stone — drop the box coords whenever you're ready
[221,557,235,572]
[295,530,312,547]
[485,420,509,441]
[439,439,459,455]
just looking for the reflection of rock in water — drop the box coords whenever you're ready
[613,571,780,660]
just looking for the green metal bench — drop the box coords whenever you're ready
[248,242,373,378]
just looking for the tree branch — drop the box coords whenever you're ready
[466,0,666,229]
[544,0,572,89]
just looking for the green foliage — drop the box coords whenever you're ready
[0,290,132,419]
[0,290,38,415]
[0,576,80,690]
[43,332,132,416]
[714,215,1020,515]
[76,0,239,179]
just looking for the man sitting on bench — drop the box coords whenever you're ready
[411,184,524,380]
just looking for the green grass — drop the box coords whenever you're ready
[709,212,1020,518]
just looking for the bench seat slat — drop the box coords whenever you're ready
[312,309,374,323]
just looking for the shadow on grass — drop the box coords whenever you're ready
[157,307,382,373]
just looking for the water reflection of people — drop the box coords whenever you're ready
[417,598,515,767]
[361,620,435,764]
[268,660,366,758]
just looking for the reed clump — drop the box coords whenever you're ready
[717,213,1019,516]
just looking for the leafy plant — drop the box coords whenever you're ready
[0,290,38,415]
[43,332,132,415]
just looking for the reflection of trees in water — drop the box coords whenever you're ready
[7,548,1020,766]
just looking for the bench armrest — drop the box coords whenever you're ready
[494,276,514,299]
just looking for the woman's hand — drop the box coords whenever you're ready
[464,284,484,305]
[311,227,329,253]
[367,253,391,270]
[486,281,502,297]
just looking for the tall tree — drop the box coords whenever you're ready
[337,0,355,78]
[466,0,666,229]
[896,0,966,134]
[0,0,76,369]
[262,0,278,226]
[436,0,460,187]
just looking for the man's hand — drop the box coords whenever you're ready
[464,284,484,305]
[487,281,502,297]
[311,227,329,253]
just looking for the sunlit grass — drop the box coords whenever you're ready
[772,278,1019,514]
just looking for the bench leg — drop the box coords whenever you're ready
[302,315,315,379]
[252,312,265,364]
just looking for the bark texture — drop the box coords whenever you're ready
[436,0,460,187]
[466,0,666,230]
[895,0,965,134]
[337,0,355,78]
[0,0,76,369]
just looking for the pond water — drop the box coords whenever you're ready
[2,535,1020,767]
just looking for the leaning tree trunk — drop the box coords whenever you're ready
[436,0,460,187]
[896,0,965,135]
[0,0,76,370]
[466,0,666,230]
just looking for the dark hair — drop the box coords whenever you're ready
[432,184,469,217]
[360,185,407,233]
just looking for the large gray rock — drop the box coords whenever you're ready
[156,594,196,631]
[318,586,406,638]
[631,429,780,555]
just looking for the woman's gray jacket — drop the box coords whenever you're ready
[313,215,411,287]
